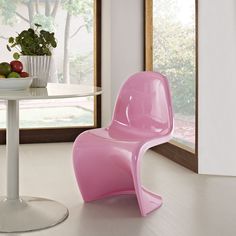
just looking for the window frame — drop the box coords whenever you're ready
[0,0,101,144]
[144,0,198,172]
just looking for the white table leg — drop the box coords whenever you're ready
[7,100,19,200]
[0,100,69,233]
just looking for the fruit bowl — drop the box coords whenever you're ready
[0,77,33,91]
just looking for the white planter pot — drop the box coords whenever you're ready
[22,56,51,88]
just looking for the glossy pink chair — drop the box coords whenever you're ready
[73,71,173,216]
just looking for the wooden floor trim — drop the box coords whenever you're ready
[152,143,198,173]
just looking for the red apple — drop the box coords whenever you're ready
[20,71,29,78]
[10,60,23,73]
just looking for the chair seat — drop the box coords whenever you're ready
[82,125,169,142]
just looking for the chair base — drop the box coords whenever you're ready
[83,187,163,216]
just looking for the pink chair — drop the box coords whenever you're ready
[73,71,173,216]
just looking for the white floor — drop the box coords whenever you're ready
[0,143,236,236]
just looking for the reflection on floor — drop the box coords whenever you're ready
[0,143,235,236]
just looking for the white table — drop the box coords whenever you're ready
[0,83,102,233]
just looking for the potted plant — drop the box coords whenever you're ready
[7,24,57,87]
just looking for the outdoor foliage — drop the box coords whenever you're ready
[70,52,93,84]
[153,0,195,115]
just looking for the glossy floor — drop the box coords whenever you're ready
[0,143,235,236]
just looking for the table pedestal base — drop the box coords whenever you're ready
[0,196,69,233]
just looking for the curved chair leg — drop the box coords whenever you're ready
[131,153,163,216]
[136,185,163,216]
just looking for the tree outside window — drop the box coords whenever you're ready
[153,0,195,148]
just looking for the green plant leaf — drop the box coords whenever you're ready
[7,26,57,56]
[28,28,34,35]
[8,37,14,43]
[51,40,57,48]
[6,45,11,51]
[34,23,42,28]
[13,52,20,60]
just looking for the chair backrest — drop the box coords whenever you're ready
[111,71,174,137]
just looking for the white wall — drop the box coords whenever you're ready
[102,0,144,126]
[198,0,236,176]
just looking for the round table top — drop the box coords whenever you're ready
[0,83,102,100]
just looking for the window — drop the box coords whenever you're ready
[0,0,101,143]
[145,0,198,171]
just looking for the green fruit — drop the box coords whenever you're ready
[0,74,5,78]
[0,62,11,76]
[7,72,20,78]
